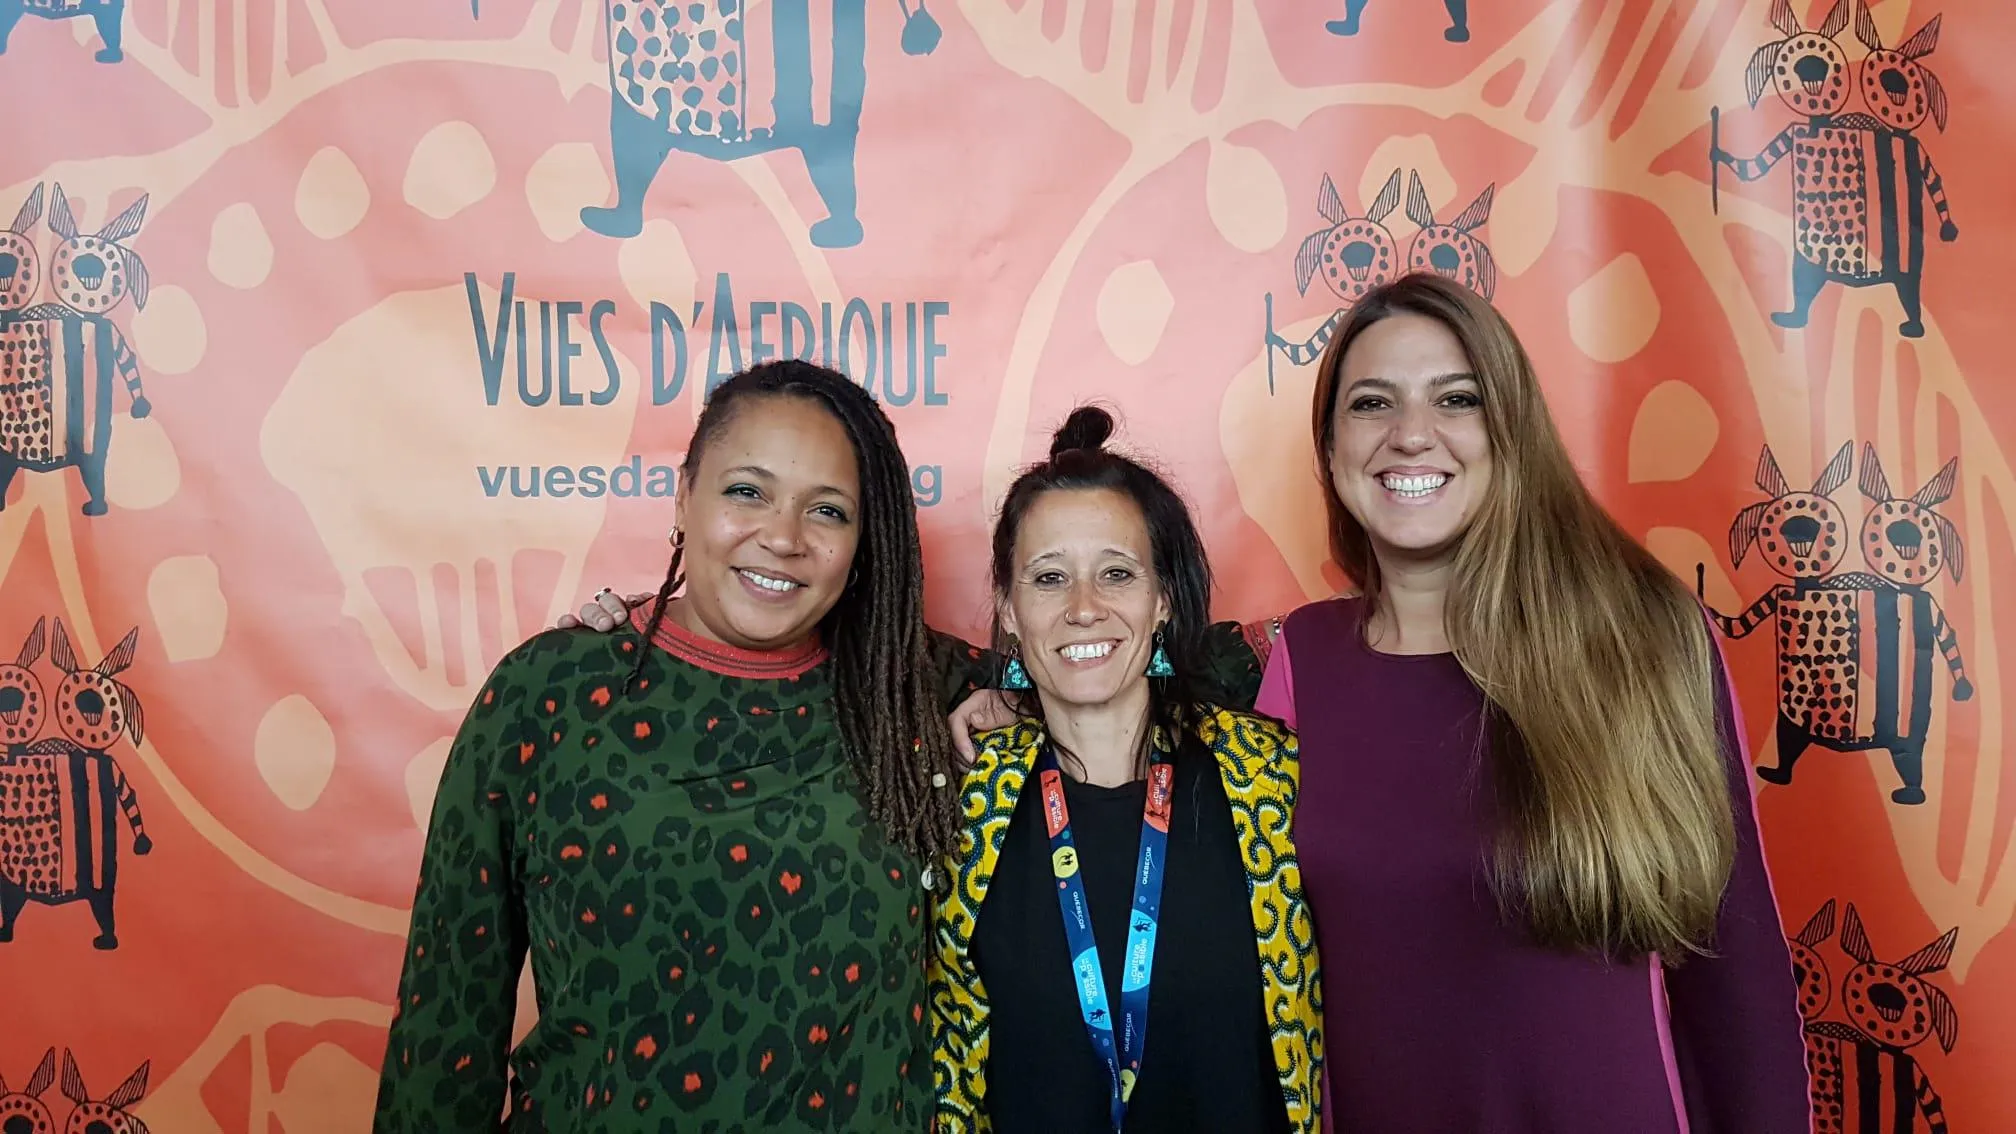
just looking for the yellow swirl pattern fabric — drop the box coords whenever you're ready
[929,707,1321,1133]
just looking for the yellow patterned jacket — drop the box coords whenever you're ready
[928,707,1323,1133]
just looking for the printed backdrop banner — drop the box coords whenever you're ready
[1,0,2011,1127]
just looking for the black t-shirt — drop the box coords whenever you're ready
[970,750,1290,1134]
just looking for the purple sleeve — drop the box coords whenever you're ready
[1663,635,1814,1134]
[1254,624,1297,729]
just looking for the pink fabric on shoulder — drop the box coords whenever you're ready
[1255,624,1297,729]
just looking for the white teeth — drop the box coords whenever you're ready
[1061,642,1115,662]
[1380,473,1448,498]
[739,569,799,592]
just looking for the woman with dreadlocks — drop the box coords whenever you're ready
[373,361,1010,1133]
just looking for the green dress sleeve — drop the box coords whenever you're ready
[373,645,536,1132]
[926,627,1000,713]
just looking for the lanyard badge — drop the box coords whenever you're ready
[1035,742,1175,1132]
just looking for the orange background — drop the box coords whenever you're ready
[0,0,2010,1128]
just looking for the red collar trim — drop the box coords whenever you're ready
[630,603,828,679]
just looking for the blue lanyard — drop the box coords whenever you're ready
[1035,742,1174,1132]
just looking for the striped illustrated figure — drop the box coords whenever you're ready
[0,618,152,951]
[1804,444,1973,805]
[0,0,127,63]
[1704,443,1971,805]
[1263,168,1497,393]
[1711,0,1959,338]
[0,183,154,517]
[1700,443,1859,778]
[1790,901,1959,1134]
[1265,168,1405,386]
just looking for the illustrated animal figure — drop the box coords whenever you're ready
[1402,170,1497,299]
[0,619,152,951]
[547,0,941,248]
[1326,0,1470,43]
[0,616,49,750]
[1804,904,1957,1134]
[0,1047,59,1134]
[1262,168,1498,394]
[55,1051,150,1134]
[0,183,154,517]
[0,0,126,63]
[1263,168,1405,386]
[1711,0,1958,338]
[1786,899,1839,1028]
[0,186,45,316]
[1704,443,1971,805]
[1801,444,1972,805]
[1699,442,1858,771]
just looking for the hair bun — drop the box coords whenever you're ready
[1049,405,1115,458]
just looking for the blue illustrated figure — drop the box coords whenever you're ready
[0,618,153,952]
[0,0,126,62]
[1328,0,1469,42]
[480,0,943,248]
[0,184,153,517]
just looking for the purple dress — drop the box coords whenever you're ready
[1256,596,1812,1133]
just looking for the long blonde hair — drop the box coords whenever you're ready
[1310,272,1735,961]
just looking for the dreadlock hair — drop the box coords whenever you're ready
[622,360,958,863]
[988,405,1218,781]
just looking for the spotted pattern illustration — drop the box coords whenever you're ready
[1711,442,1859,741]
[1717,0,1960,338]
[1264,165,1501,389]
[611,0,745,139]
[0,618,152,951]
[1783,900,1959,1133]
[0,183,154,518]
[1708,442,1973,806]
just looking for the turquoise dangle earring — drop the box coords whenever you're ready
[1001,636,1033,689]
[1146,627,1173,677]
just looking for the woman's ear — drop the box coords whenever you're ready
[997,594,1020,642]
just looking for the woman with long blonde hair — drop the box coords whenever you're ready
[1253,271,1811,1131]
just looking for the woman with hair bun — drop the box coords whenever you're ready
[529,378,1295,1132]
[929,406,1320,1134]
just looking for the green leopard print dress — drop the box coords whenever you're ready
[371,608,1268,1133]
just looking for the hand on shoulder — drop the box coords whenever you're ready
[948,689,1019,769]
[554,588,652,633]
